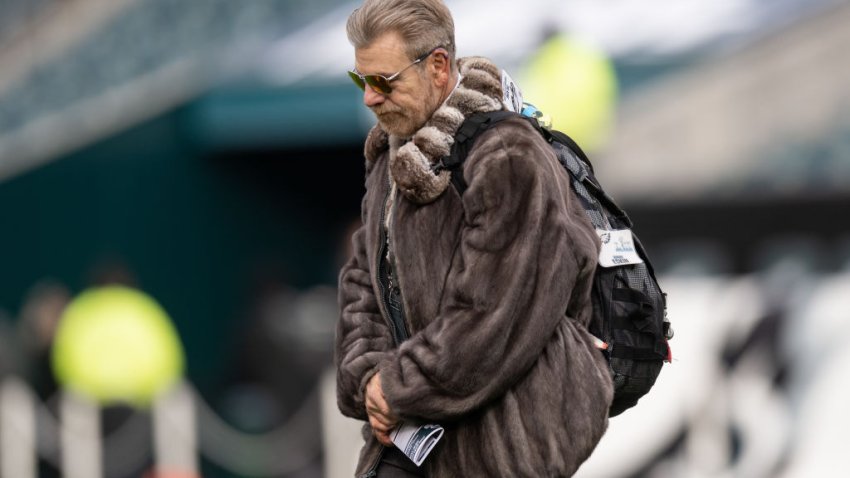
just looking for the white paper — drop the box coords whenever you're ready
[501,70,524,113]
[390,421,445,467]
[596,228,644,267]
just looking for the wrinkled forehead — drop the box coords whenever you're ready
[353,31,412,76]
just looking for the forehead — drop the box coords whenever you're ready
[354,31,411,75]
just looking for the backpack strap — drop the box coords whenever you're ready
[550,140,633,229]
[539,126,593,173]
[434,110,516,195]
[438,111,623,233]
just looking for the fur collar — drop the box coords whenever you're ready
[364,57,505,204]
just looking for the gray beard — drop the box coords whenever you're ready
[377,111,418,138]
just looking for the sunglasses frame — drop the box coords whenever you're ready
[349,46,443,95]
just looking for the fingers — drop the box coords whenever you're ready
[365,373,384,408]
[368,414,396,446]
[368,413,392,434]
[364,390,386,415]
[368,408,396,430]
[374,429,394,446]
[364,372,398,447]
[366,400,397,425]
[365,373,397,422]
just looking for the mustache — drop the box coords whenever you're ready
[371,104,402,116]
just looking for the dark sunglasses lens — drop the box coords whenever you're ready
[348,71,366,91]
[364,76,392,95]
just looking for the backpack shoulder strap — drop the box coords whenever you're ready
[436,110,517,195]
[540,127,593,173]
[439,111,594,199]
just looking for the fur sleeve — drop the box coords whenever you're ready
[379,120,598,422]
[335,207,393,421]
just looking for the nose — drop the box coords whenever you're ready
[363,85,386,107]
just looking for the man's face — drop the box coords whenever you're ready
[354,31,441,138]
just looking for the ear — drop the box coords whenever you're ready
[428,49,451,87]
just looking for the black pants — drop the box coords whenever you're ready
[376,447,427,477]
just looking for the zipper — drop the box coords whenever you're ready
[376,175,411,346]
[358,446,386,478]
[374,182,394,337]
[386,260,411,343]
[377,214,407,345]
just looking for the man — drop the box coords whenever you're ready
[336,0,613,476]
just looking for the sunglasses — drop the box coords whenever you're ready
[348,47,442,95]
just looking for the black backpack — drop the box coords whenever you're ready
[435,111,673,416]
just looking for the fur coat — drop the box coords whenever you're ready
[336,57,613,477]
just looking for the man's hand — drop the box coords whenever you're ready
[365,372,398,446]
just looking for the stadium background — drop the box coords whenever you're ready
[1,0,849,476]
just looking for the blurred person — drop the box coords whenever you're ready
[0,310,18,377]
[221,270,333,477]
[87,255,139,288]
[13,279,71,478]
[16,279,70,398]
[336,1,613,476]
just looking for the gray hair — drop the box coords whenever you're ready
[346,0,456,66]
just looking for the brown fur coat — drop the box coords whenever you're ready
[336,57,613,477]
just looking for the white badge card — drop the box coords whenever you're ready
[501,70,524,113]
[596,229,644,268]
